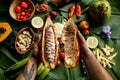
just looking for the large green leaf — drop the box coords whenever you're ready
[0,0,120,80]
[0,68,8,80]
[0,45,17,68]
[46,61,90,80]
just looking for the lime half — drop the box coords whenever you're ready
[86,36,98,49]
[31,16,44,29]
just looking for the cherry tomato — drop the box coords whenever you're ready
[24,9,28,12]
[56,59,61,66]
[21,12,25,16]
[16,13,20,16]
[82,29,90,35]
[15,6,21,13]
[28,8,32,13]
[23,16,26,20]
[16,15,20,20]
[19,16,26,20]
[37,28,41,33]
[21,8,25,12]
[37,28,43,33]
[59,52,65,59]
[20,1,28,9]
[26,12,31,18]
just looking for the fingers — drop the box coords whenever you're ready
[77,30,86,44]
[32,34,42,59]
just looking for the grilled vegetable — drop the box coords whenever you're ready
[61,18,80,68]
[42,18,58,69]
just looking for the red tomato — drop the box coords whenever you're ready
[82,29,90,35]
[16,15,20,20]
[56,59,61,66]
[19,15,24,20]
[19,15,26,20]
[24,9,28,12]
[26,12,31,18]
[16,13,20,16]
[28,8,32,13]
[20,1,28,9]
[15,6,21,13]
[23,16,26,20]
[59,52,65,59]
[37,29,41,33]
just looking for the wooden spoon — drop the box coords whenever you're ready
[9,0,35,21]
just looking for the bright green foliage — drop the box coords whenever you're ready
[0,0,120,80]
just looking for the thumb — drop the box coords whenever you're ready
[77,30,86,44]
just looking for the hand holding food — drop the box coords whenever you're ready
[77,31,90,57]
[3,0,118,79]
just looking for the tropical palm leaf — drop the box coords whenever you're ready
[0,0,120,80]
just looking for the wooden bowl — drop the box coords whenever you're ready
[9,0,35,21]
[15,27,34,54]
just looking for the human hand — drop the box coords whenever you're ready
[77,31,113,80]
[16,35,41,80]
[77,31,92,58]
[32,34,41,61]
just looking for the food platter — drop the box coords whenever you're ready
[0,0,120,80]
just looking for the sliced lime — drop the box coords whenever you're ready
[86,36,98,49]
[31,16,44,29]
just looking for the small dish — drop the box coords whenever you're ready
[9,0,35,21]
[15,27,34,54]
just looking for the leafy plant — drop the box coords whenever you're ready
[0,0,120,80]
